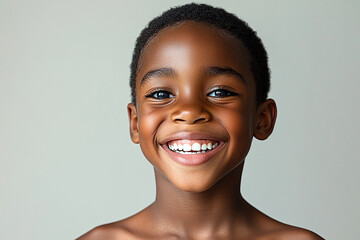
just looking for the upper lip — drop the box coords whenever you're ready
[158,131,227,145]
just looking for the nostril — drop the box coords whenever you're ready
[173,116,208,124]
[171,108,211,124]
[174,118,186,122]
[193,118,206,123]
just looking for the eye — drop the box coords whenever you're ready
[145,90,174,99]
[207,88,238,98]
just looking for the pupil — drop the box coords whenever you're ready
[216,90,225,96]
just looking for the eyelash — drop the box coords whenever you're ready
[145,88,238,100]
[207,88,238,98]
[145,89,174,99]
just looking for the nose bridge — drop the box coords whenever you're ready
[170,88,211,124]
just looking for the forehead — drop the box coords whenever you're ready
[137,21,252,86]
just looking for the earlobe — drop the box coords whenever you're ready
[254,99,277,140]
[127,103,139,144]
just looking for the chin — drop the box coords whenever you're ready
[171,178,219,193]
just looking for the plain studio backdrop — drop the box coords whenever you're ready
[1,0,359,239]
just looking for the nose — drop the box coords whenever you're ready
[170,101,211,124]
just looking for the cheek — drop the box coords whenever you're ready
[230,112,253,139]
[218,101,254,134]
[137,108,167,159]
[219,105,254,158]
[138,107,163,134]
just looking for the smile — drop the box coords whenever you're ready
[159,131,226,166]
[167,140,219,154]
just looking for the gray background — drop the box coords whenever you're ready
[1,0,359,239]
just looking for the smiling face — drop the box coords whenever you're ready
[128,21,276,192]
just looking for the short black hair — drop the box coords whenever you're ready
[130,3,270,106]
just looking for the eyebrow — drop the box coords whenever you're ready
[140,67,177,87]
[139,66,246,87]
[204,66,246,84]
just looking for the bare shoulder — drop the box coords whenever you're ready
[275,227,324,240]
[247,202,324,240]
[76,207,153,240]
[257,227,324,240]
[76,221,137,240]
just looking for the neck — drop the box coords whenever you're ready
[149,163,249,238]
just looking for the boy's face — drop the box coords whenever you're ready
[128,21,275,192]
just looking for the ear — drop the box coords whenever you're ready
[127,103,139,144]
[254,99,277,140]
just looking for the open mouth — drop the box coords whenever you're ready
[167,140,219,155]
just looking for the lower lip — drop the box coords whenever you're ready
[161,143,224,166]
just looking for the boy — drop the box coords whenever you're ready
[78,3,323,239]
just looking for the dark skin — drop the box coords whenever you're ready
[78,21,323,240]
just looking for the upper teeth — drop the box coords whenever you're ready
[168,141,219,152]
